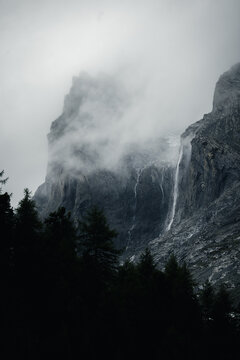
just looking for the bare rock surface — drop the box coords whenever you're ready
[35,64,240,299]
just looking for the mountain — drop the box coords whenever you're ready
[151,63,240,297]
[34,73,177,253]
[35,64,240,296]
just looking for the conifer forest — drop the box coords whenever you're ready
[1,171,240,359]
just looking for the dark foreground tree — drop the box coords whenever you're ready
[44,206,77,267]
[79,206,120,286]
[200,280,215,321]
[0,171,14,356]
[0,171,14,273]
[1,176,240,360]
[73,207,120,359]
[14,188,42,264]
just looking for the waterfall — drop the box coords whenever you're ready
[126,168,143,250]
[165,134,194,232]
[166,143,183,232]
[159,167,165,202]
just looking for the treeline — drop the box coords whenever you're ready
[1,171,240,359]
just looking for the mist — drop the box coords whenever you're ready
[1,0,240,206]
[47,72,180,178]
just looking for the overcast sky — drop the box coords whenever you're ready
[0,0,240,207]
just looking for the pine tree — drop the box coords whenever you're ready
[178,262,195,297]
[43,206,78,286]
[44,206,77,263]
[213,284,232,323]
[165,253,179,279]
[15,188,41,240]
[165,255,195,297]
[79,206,120,282]
[14,188,42,278]
[0,171,14,272]
[42,207,78,316]
[137,248,156,278]
[200,280,215,321]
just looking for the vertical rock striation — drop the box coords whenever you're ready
[34,73,175,253]
[151,63,240,297]
[35,63,240,298]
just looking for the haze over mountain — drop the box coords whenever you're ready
[35,63,240,300]
[2,2,240,356]
[35,71,178,250]
[151,63,240,299]
[1,0,240,206]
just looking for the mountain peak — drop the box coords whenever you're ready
[213,62,240,112]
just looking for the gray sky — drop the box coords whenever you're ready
[0,0,240,207]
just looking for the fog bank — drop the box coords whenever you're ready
[0,0,240,205]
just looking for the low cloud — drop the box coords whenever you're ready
[47,72,180,177]
[1,0,240,205]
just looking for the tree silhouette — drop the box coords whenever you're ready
[44,206,77,264]
[1,173,240,359]
[137,247,156,278]
[0,171,14,273]
[14,189,42,272]
[200,280,215,321]
[79,206,120,285]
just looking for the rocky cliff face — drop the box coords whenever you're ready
[34,73,176,253]
[35,64,240,297]
[150,63,240,297]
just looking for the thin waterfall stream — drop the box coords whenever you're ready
[126,168,143,250]
[166,143,183,231]
[159,167,165,202]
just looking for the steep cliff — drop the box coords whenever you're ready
[34,73,176,252]
[35,64,240,295]
[151,63,240,296]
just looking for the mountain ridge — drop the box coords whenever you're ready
[35,63,240,297]
[150,63,240,298]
